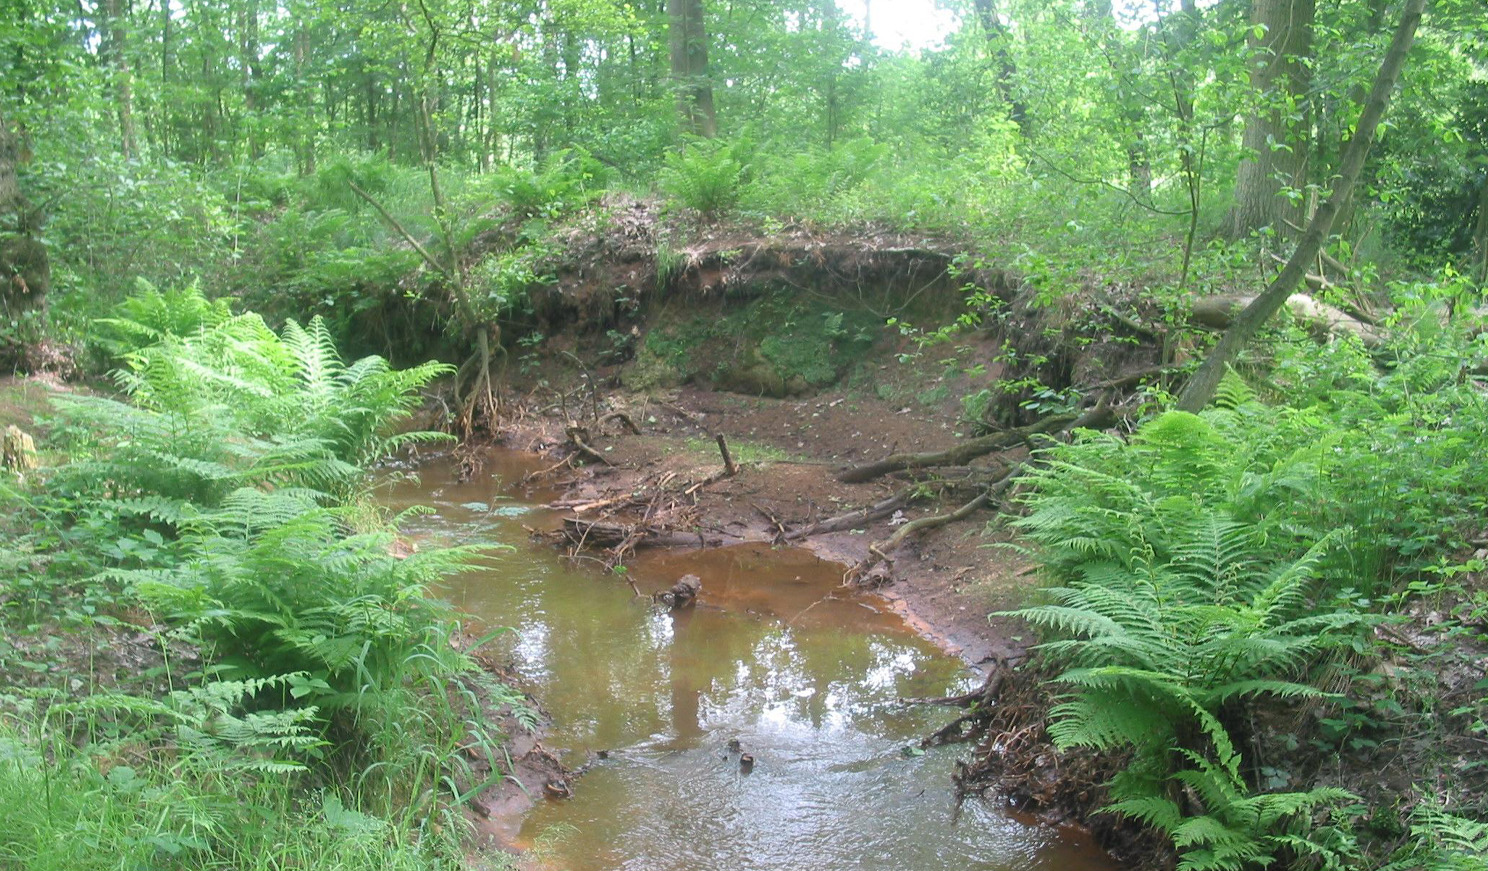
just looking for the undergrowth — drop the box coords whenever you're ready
[1003,298,1488,871]
[0,284,523,869]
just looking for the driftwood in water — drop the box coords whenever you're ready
[560,518,711,550]
[654,574,701,609]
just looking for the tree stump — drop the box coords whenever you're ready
[2,425,37,473]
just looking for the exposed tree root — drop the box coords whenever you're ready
[603,411,642,434]
[918,659,1009,748]
[565,425,614,467]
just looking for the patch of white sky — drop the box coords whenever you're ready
[836,0,1205,53]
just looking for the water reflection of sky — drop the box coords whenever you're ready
[380,457,1119,871]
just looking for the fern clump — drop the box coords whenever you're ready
[1004,397,1377,869]
[659,137,747,216]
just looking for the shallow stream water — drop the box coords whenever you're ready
[378,452,1118,871]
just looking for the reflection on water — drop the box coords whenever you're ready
[378,453,1118,871]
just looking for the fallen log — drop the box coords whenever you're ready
[1190,292,1383,348]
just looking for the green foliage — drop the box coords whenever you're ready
[1109,754,1357,871]
[0,290,523,871]
[628,292,879,396]
[0,712,466,871]
[82,283,453,490]
[493,148,609,219]
[1381,802,1488,871]
[116,489,481,707]
[93,278,233,354]
[1003,401,1384,867]
[659,138,746,216]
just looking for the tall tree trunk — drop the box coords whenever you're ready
[237,0,261,160]
[0,112,49,315]
[102,0,138,159]
[1473,176,1488,284]
[667,0,716,137]
[294,24,315,175]
[972,0,1026,134]
[1177,0,1427,413]
[1227,0,1316,241]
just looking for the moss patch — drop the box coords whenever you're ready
[623,290,880,397]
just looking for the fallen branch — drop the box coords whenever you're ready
[752,502,788,543]
[879,489,991,553]
[565,426,614,467]
[921,661,1009,747]
[784,489,915,541]
[1081,364,1182,392]
[844,464,1027,586]
[839,411,1085,484]
[348,181,449,279]
[603,411,642,435]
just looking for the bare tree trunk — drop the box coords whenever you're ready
[238,0,262,160]
[1227,0,1316,241]
[294,23,315,175]
[668,0,717,137]
[1177,0,1427,413]
[1473,176,1488,284]
[102,0,138,159]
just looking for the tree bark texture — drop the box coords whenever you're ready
[1178,0,1427,413]
[668,0,717,137]
[1227,0,1316,240]
[102,0,138,159]
[1473,174,1488,283]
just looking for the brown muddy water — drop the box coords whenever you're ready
[378,452,1118,871]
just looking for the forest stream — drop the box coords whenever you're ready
[378,451,1120,871]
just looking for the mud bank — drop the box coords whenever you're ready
[488,383,1042,670]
